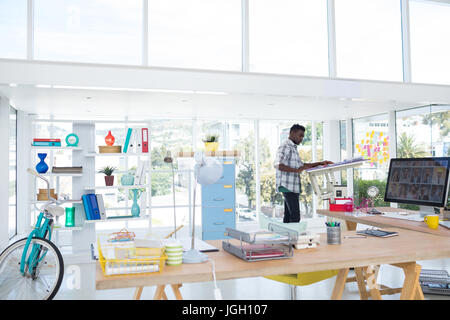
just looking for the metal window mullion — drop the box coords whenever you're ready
[400,0,412,82]
[326,0,337,78]
[142,0,149,66]
[241,0,250,72]
[27,0,34,60]
[311,121,317,217]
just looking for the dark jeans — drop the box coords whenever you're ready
[282,192,300,223]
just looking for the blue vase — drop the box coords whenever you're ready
[36,153,49,174]
[131,189,141,217]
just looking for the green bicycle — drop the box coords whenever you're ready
[0,169,65,300]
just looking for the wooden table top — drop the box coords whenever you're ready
[96,228,450,290]
[317,207,450,237]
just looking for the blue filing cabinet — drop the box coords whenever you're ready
[201,158,236,240]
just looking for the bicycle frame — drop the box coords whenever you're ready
[20,211,53,276]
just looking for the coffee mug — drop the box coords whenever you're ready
[424,215,439,229]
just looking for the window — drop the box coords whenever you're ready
[352,114,390,207]
[410,0,450,85]
[9,107,17,239]
[249,0,328,76]
[34,0,143,64]
[335,0,403,81]
[0,0,27,59]
[396,105,450,158]
[148,0,241,71]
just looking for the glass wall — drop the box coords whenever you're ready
[148,0,241,71]
[3,1,449,86]
[410,0,450,85]
[34,0,143,64]
[8,107,17,239]
[249,0,328,76]
[0,0,26,59]
[352,114,390,207]
[335,0,403,81]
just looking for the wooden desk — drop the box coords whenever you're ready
[96,228,450,300]
[317,207,450,237]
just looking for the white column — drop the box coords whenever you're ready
[16,111,32,236]
[388,110,398,208]
[346,118,354,197]
[0,97,10,250]
[254,120,260,222]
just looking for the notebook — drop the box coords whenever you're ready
[356,229,399,238]
[439,221,450,229]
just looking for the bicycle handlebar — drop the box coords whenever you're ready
[27,168,57,203]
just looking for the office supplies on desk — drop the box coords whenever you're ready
[326,225,341,245]
[222,225,296,262]
[357,228,398,238]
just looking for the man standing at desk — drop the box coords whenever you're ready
[274,124,333,223]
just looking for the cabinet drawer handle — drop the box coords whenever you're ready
[224,209,233,212]
[213,198,224,201]
[223,161,232,164]
[213,222,225,225]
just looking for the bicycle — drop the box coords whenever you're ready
[0,169,66,300]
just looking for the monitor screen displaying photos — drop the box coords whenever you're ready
[384,157,450,207]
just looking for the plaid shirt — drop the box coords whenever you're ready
[274,139,303,194]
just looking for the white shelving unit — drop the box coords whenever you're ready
[29,119,152,263]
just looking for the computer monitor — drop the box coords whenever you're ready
[384,157,450,216]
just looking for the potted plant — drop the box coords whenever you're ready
[203,134,219,152]
[99,166,116,186]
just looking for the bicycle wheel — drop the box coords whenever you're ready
[0,237,64,300]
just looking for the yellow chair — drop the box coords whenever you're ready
[265,270,339,299]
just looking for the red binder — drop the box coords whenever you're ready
[141,128,149,153]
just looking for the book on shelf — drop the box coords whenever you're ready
[51,166,83,174]
[96,194,107,220]
[82,193,103,220]
[81,194,94,220]
[123,127,149,154]
[87,194,101,220]
[123,128,133,153]
[33,141,62,147]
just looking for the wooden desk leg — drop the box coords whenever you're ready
[331,268,349,300]
[171,284,183,300]
[154,285,167,300]
[365,265,382,300]
[354,267,369,300]
[400,262,423,300]
[133,287,144,300]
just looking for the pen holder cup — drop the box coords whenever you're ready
[327,226,341,245]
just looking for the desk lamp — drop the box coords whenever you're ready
[183,152,223,264]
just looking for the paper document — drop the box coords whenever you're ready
[175,237,219,252]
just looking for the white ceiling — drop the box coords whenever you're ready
[1,59,449,121]
[0,84,416,121]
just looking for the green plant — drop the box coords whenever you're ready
[98,166,116,176]
[203,134,219,143]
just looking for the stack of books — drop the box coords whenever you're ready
[33,138,61,147]
[52,166,83,174]
[82,193,106,220]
